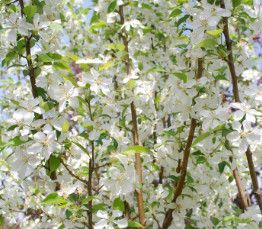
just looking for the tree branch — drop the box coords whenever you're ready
[60,159,88,185]
[221,0,262,212]
[118,5,146,227]
[162,58,204,229]
[87,98,95,229]
[18,0,37,98]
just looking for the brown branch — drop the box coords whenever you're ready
[246,148,262,211]
[162,119,197,229]
[94,162,110,170]
[87,140,95,229]
[232,167,249,210]
[117,5,146,227]
[152,213,161,229]
[18,0,60,191]
[161,58,204,229]
[221,0,262,212]
[25,37,38,98]
[18,0,37,98]
[87,99,95,229]
[60,159,88,185]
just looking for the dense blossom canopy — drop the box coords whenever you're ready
[0,0,262,228]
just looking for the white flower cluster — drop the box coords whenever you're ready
[0,0,261,228]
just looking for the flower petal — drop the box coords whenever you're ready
[115,218,128,228]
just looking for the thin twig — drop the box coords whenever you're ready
[60,159,88,185]
[87,98,95,229]
[152,213,161,229]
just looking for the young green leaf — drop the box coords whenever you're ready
[169,8,182,18]
[173,72,188,83]
[218,161,230,174]
[42,193,67,205]
[197,38,217,49]
[112,197,125,211]
[107,0,117,13]
[24,5,37,19]
[128,220,143,228]
[48,155,61,173]
[123,145,150,155]
[62,120,70,132]
[206,29,223,38]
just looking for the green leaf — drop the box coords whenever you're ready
[90,12,100,25]
[1,136,28,150]
[66,53,79,61]
[123,145,150,155]
[214,74,228,81]
[173,72,188,82]
[53,61,70,70]
[141,3,152,9]
[48,53,62,60]
[218,161,230,174]
[99,61,114,71]
[72,141,90,155]
[62,120,70,132]
[38,53,53,63]
[177,0,188,3]
[169,8,182,18]
[211,216,220,226]
[197,38,217,49]
[36,87,48,99]
[90,20,106,32]
[112,197,125,211]
[192,132,210,146]
[242,0,253,5]
[39,101,50,112]
[126,79,136,89]
[34,67,41,77]
[7,125,18,131]
[42,193,67,205]
[128,220,143,228]
[232,0,241,8]
[2,50,17,66]
[145,67,167,75]
[65,209,73,218]
[107,0,117,13]
[196,155,206,164]
[23,70,29,76]
[176,14,190,27]
[93,203,107,212]
[38,53,59,63]
[106,43,125,51]
[193,125,225,146]
[186,174,194,184]
[206,29,223,38]
[0,215,4,226]
[16,39,26,55]
[49,155,61,173]
[24,5,37,19]
[68,193,79,202]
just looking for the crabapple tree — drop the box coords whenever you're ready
[0,0,262,228]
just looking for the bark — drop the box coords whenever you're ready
[162,59,204,229]
[118,5,146,227]
[221,0,262,212]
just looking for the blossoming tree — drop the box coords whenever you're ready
[0,0,262,228]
